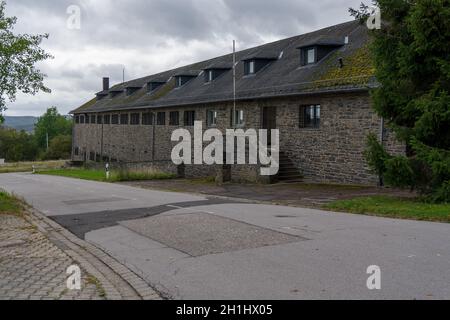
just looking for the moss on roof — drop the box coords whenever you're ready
[76,98,97,112]
[310,45,375,89]
[149,79,176,101]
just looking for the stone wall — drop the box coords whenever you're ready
[72,92,405,185]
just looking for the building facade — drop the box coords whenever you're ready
[71,21,405,185]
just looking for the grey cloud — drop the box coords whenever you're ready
[4,0,362,116]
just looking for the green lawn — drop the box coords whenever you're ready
[324,196,450,223]
[37,168,107,181]
[36,168,176,182]
[0,191,22,216]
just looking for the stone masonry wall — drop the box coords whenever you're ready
[72,92,405,185]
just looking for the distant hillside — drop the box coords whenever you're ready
[2,116,38,132]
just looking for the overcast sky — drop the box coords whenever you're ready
[4,0,362,117]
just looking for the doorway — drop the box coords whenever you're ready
[262,107,277,145]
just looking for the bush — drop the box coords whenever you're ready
[0,127,39,162]
[42,135,71,160]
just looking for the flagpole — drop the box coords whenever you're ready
[232,40,236,129]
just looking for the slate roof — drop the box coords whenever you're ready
[72,20,375,114]
[297,36,346,48]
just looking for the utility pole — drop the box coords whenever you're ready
[46,132,49,150]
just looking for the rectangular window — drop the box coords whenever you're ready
[74,147,79,156]
[207,110,218,127]
[75,116,80,124]
[80,115,85,124]
[130,113,140,125]
[307,48,315,64]
[90,115,96,124]
[232,109,245,126]
[157,112,166,125]
[111,114,119,124]
[97,115,103,124]
[184,111,196,126]
[120,114,129,125]
[299,105,321,128]
[142,112,154,125]
[249,61,255,74]
[104,114,111,124]
[85,115,90,124]
[169,111,180,126]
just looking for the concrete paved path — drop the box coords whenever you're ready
[1,173,449,300]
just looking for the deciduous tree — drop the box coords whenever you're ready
[0,0,52,123]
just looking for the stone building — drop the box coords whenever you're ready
[70,20,404,185]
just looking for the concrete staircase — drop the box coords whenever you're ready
[277,152,303,183]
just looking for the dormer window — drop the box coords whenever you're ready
[175,76,195,88]
[109,88,123,98]
[175,75,196,88]
[242,50,278,76]
[297,37,345,67]
[300,47,317,65]
[243,58,276,76]
[173,71,199,88]
[147,81,165,93]
[96,92,108,101]
[203,63,232,83]
[126,86,140,96]
[307,48,316,64]
[248,61,255,74]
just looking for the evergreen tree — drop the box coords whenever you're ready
[352,0,450,202]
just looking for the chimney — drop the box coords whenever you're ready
[102,77,110,91]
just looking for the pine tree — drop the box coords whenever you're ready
[352,0,450,202]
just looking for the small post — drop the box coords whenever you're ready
[32,165,36,174]
[105,162,110,180]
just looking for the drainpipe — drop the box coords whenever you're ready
[71,117,75,161]
[152,110,156,162]
[379,117,385,187]
[100,116,104,161]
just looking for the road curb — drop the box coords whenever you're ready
[24,206,162,300]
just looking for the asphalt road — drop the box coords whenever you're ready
[1,173,449,300]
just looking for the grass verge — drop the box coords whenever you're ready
[0,160,67,174]
[0,191,23,216]
[86,274,107,298]
[36,167,176,182]
[324,196,450,223]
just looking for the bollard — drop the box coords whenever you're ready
[105,163,110,180]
